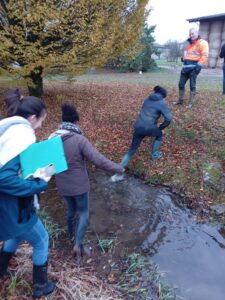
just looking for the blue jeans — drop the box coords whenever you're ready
[63,192,89,247]
[120,126,163,168]
[223,64,225,94]
[3,218,49,265]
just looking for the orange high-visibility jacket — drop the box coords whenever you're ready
[183,38,209,66]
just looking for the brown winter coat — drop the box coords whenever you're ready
[51,130,123,196]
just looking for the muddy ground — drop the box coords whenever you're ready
[42,169,179,299]
[41,164,225,300]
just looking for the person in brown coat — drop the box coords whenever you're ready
[49,103,124,261]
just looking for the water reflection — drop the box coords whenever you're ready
[44,171,225,300]
[90,171,225,300]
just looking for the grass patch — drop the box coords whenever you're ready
[38,208,65,247]
[95,232,116,253]
[118,253,177,299]
[8,276,32,296]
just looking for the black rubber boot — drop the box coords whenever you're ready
[73,244,91,265]
[0,248,14,279]
[33,262,56,299]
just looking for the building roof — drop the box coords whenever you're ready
[187,13,225,23]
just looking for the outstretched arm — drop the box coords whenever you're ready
[80,137,124,174]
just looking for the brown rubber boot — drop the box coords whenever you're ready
[174,90,185,105]
[186,91,196,108]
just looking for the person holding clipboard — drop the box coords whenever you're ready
[0,89,56,299]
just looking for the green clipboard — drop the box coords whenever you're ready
[20,136,68,178]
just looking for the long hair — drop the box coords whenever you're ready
[4,88,46,118]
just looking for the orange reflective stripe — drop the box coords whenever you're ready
[188,52,201,56]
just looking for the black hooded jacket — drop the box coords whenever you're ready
[134,92,172,131]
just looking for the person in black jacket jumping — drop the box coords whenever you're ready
[111,85,172,182]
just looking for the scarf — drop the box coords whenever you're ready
[0,116,36,168]
[59,122,83,135]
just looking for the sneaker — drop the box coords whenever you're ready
[110,173,124,182]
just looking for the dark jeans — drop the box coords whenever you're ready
[178,70,198,92]
[120,126,163,167]
[223,64,225,94]
[63,192,89,247]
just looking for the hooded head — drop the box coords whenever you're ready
[153,86,167,98]
[61,103,79,123]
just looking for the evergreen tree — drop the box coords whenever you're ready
[107,23,157,72]
[129,24,157,71]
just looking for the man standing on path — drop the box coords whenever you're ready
[219,43,225,95]
[174,27,209,108]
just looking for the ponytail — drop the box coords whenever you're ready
[4,89,46,119]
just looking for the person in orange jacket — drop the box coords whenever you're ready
[174,27,209,108]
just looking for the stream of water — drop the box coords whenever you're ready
[44,170,225,300]
[89,171,225,300]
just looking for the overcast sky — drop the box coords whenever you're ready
[147,0,224,44]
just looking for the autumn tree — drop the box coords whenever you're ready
[0,0,148,96]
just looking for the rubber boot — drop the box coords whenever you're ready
[186,91,195,108]
[0,248,14,279]
[151,140,162,160]
[33,262,56,299]
[174,90,185,105]
[73,244,91,265]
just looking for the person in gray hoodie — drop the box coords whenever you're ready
[49,103,124,262]
[111,85,172,182]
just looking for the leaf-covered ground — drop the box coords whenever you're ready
[0,69,224,211]
[0,69,224,298]
[41,73,225,213]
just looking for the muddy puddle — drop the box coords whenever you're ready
[43,170,225,300]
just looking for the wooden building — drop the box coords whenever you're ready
[187,13,225,68]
